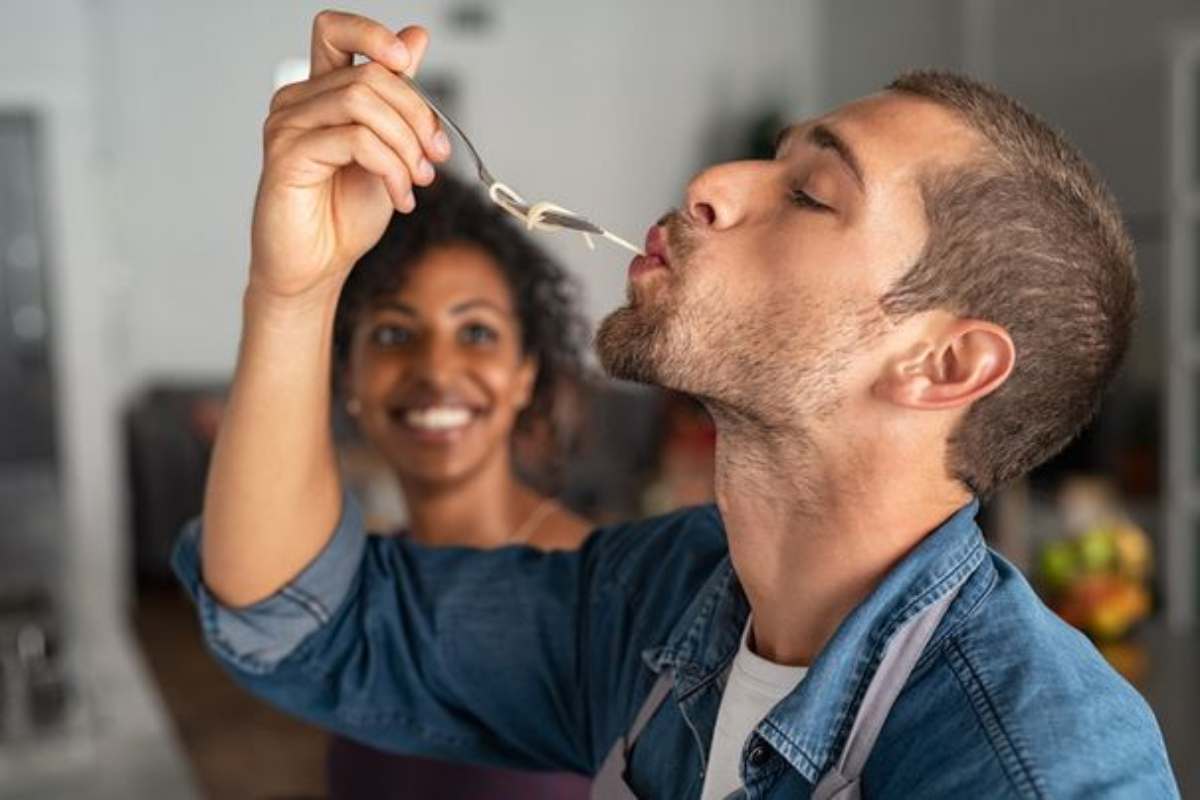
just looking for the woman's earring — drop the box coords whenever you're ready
[346,397,362,416]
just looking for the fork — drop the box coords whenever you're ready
[397,71,638,245]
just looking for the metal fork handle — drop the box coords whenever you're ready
[538,211,604,234]
[397,72,604,236]
[396,71,495,186]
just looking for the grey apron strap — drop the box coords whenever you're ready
[591,674,674,800]
[811,583,964,800]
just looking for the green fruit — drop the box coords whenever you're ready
[1077,528,1117,573]
[1040,541,1078,590]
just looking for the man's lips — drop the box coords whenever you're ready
[629,225,671,281]
[645,225,671,266]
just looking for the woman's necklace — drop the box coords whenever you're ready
[510,498,557,545]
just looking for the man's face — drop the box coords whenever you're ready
[596,92,981,427]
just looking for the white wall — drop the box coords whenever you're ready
[985,0,1200,388]
[9,1,1190,624]
[103,0,821,385]
[0,0,127,630]
[820,0,966,108]
[2,1,821,615]
[819,0,1200,390]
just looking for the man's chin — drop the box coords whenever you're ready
[594,304,667,385]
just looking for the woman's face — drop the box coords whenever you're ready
[346,243,537,486]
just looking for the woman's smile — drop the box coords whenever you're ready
[390,403,484,443]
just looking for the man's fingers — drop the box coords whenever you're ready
[269,62,450,163]
[291,124,415,212]
[396,25,429,76]
[280,12,438,213]
[309,10,412,78]
[268,82,436,187]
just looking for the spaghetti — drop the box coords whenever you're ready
[487,181,645,256]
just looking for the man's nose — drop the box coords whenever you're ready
[684,160,764,230]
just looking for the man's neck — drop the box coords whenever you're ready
[711,421,971,667]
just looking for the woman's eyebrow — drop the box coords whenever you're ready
[371,300,417,315]
[450,298,515,316]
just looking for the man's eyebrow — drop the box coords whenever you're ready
[776,123,867,192]
[773,125,796,153]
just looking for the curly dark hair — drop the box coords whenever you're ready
[333,171,590,432]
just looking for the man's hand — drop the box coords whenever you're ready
[249,10,452,301]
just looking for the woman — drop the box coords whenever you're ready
[326,173,593,798]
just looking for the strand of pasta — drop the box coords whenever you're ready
[487,181,645,256]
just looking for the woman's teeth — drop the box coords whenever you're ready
[404,406,473,431]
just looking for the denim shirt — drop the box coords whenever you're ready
[172,496,1178,798]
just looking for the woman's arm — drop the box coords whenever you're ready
[200,11,451,606]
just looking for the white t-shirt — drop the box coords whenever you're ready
[700,620,808,800]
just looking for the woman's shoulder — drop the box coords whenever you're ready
[528,502,592,552]
[530,501,724,555]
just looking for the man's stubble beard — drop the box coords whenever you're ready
[594,213,709,392]
[595,284,855,434]
[595,275,695,386]
[594,213,885,433]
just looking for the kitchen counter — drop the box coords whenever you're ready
[0,621,198,800]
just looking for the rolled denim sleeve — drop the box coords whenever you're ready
[170,492,367,675]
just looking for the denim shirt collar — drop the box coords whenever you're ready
[643,500,986,783]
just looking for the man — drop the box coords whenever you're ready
[174,11,1178,798]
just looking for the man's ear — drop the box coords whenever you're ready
[874,318,1014,411]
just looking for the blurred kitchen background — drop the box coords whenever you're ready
[1,0,1198,796]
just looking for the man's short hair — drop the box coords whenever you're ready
[882,70,1137,497]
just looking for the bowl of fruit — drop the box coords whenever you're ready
[1036,478,1153,645]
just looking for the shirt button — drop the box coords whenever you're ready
[748,745,771,767]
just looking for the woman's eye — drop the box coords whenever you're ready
[370,325,412,347]
[790,188,830,212]
[459,323,498,346]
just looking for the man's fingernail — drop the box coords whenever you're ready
[401,191,416,212]
[416,158,435,182]
[432,131,451,158]
[390,40,410,66]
